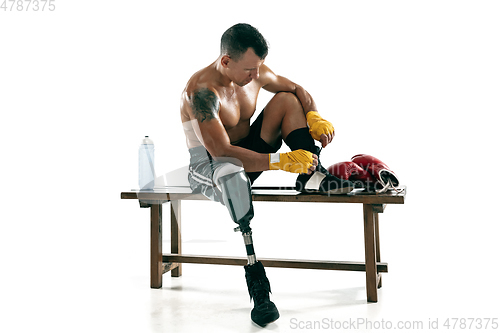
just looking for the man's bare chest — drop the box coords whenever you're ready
[218,86,259,129]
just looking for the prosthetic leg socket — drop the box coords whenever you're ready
[214,163,254,232]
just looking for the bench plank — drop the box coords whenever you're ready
[121,186,406,205]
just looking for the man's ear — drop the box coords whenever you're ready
[221,55,231,68]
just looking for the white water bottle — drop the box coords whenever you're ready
[139,136,155,190]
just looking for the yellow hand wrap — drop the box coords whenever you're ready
[269,149,314,174]
[306,111,335,141]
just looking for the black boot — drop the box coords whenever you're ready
[285,128,354,195]
[244,261,280,327]
[295,145,354,194]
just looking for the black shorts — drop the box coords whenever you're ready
[188,111,282,201]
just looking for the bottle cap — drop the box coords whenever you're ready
[141,136,154,145]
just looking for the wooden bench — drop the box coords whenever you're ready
[121,186,406,303]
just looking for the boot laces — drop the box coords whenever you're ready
[249,279,271,305]
[376,179,404,194]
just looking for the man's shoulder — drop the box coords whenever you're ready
[184,65,220,98]
[256,64,276,86]
[181,66,221,118]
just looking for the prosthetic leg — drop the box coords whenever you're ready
[213,163,280,327]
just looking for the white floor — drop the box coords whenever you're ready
[2,193,499,333]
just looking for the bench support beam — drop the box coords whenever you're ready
[162,254,388,272]
[162,262,180,274]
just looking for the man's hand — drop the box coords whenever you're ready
[306,111,335,148]
[319,133,335,148]
[269,150,318,174]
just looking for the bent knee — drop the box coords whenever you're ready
[272,91,301,106]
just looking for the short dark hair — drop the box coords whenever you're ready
[220,23,268,61]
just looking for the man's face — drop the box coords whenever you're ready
[227,48,265,87]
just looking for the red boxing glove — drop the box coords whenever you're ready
[328,161,376,189]
[351,154,399,190]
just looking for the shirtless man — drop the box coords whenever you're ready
[180,23,353,327]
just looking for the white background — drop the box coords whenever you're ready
[1,0,499,332]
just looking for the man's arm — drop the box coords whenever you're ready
[188,87,270,173]
[260,65,317,114]
[188,87,317,174]
[259,65,334,148]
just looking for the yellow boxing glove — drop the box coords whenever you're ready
[306,111,335,141]
[269,149,314,174]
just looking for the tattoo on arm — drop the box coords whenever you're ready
[190,88,220,123]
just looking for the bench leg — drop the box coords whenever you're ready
[150,203,163,288]
[374,211,382,289]
[363,204,378,302]
[170,200,182,277]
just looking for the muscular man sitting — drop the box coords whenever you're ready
[180,23,353,327]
